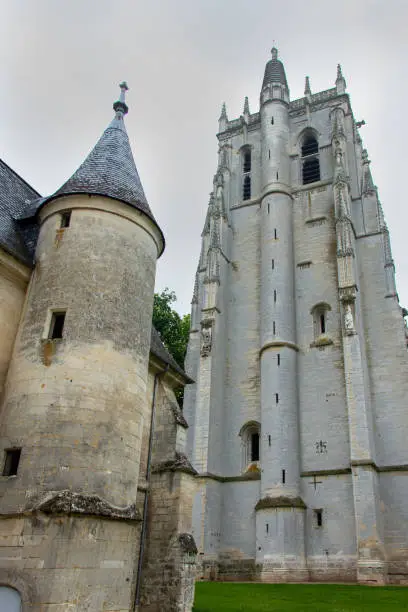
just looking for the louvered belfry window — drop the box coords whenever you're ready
[301,136,320,185]
[242,149,252,200]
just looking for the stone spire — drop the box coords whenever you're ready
[42,82,163,239]
[262,46,288,89]
[218,102,228,132]
[336,64,346,94]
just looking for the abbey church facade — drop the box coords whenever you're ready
[184,48,408,585]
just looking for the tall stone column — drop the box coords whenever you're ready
[256,48,306,581]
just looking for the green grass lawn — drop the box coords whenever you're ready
[193,582,408,612]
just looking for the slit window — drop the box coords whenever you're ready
[273,321,276,335]
[320,313,326,334]
[274,228,277,239]
[275,393,279,404]
[3,449,21,476]
[277,354,280,366]
[282,469,286,484]
[243,175,251,200]
[315,509,323,527]
[274,290,277,303]
[60,211,71,228]
[272,259,275,269]
[48,311,66,340]
[268,435,271,447]
[251,433,260,461]
[266,523,269,533]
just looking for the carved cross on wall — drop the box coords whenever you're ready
[309,475,323,490]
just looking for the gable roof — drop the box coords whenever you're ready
[150,327,193,383]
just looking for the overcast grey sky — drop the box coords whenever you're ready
[1,1,407,314]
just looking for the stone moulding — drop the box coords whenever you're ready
[152,452,197,476]
[255,496,307,511]
[195,471,261,483]
[19,490,141,521]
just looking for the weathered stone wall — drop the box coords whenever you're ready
[0,514,141,611]
[139,376,197,611]
[0,249,30,399]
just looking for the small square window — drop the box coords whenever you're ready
[3,449,21,476]
[60,212,71,228]
[48,311,66,340]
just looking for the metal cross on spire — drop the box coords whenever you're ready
[113,81,129,115]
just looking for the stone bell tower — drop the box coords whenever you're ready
[184,47,408,585]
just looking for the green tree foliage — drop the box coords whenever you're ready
[152,288,190,369]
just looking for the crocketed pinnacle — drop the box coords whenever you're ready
[304,76,311,96]
[44,82,162,236]
[262,46,288,89]
[219,102,228,121]
[243,96,250,115]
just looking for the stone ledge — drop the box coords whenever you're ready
[310,336,334,349]
[301,468,352,477]
[0,490,141,521]
[152,452,197,476]
[255,496,307,511]
[195,471,261,483]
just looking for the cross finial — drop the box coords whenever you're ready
[113,81,129,115]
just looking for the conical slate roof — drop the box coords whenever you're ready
[262,47,288,89]
[31,83,163,250]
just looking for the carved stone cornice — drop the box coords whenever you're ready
[255,496,306,511]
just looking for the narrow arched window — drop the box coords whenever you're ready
[239,421,261,472]
[242,148,252,200]
[311,303,331,341]
[301,135,320,185]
